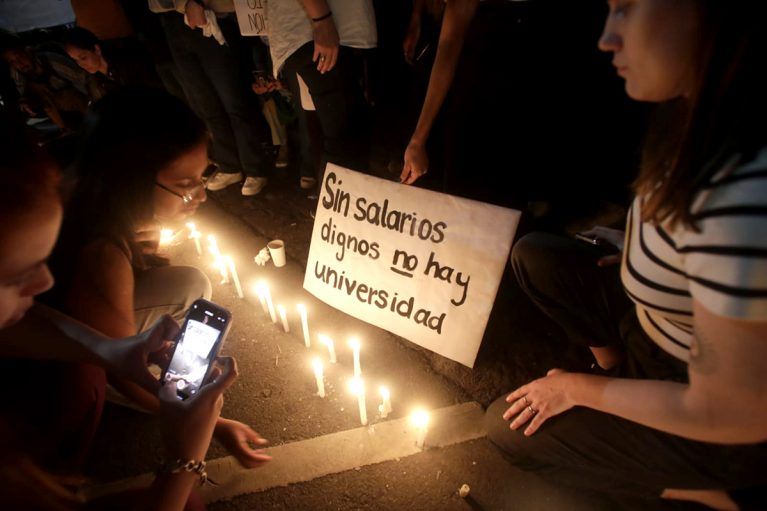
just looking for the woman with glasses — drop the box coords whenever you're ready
[44,88,271,470]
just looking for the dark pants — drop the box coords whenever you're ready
[161,13,270,177]
[282,42,370,174]
[485,233,767,499]
[283,69,324,180]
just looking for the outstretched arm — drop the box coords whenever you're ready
[401,0,479,185]
[504,302,767,444]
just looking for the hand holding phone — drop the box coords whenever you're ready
[162,299,231,400]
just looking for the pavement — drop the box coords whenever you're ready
[82,173,701,510]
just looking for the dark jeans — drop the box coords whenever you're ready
[282,42,370,174]
[161,13,270,177]
[485,233,767,500]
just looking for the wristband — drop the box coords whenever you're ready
[311,11,332,23]
[159,459,211,486]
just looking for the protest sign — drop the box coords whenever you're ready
[304,164,520,367]
[234,0,267,36]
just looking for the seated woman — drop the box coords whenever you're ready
[0,114,244,511]
[485,1,767,510]
[61,27,162,101]
[46,88,268,468]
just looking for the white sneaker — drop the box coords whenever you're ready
[242,176,268,196]
[300,176,317,190]
[206,171,243,191]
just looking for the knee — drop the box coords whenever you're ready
[511,232,568,290]
[177,266,212,306]
[484,395,530,462]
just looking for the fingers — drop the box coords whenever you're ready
[509,403,538,430]
[400,162,412,183]
[313,43,321,65]
[159,378,180,404]
[505,384,529,403]
[199,356,238,398]
[523,409,547,436]
[146,315,180,352]
[243,426,270,446]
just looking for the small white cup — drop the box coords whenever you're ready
[268,240,286,267]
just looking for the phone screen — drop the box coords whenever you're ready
[163,301,229,400]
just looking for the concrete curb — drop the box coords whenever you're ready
[82,402,487,504]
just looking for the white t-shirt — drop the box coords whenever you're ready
[621,148,767,362]
[267,0,377,75]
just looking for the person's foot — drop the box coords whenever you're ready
[300,176,317,190]
[206,171,243,191]
[275,145,290,168]
[242,176,268,196]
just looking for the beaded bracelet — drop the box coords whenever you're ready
[160,459,209,486]
[312,11,333,23]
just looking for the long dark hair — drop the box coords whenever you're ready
[47,88,207,307]
[636,1,767,229]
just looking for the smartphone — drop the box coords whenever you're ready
[162,299,232,400]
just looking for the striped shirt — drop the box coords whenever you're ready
[621,148,767,362]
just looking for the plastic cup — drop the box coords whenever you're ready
[268,240,286,267]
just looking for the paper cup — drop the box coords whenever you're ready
[268,240,286,267]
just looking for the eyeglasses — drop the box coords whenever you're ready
[155,171,216,204]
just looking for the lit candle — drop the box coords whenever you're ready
[159,228,174,247]
[225,255,244,299]
[277,304,289,333]
[297,304,310,348]
[318,334,337,363]
[349,337,361,377]
[254,282,269,314]
[378,386,392,418]
[207,235,229,283]
[312,358,325,398]
[263,282,277,323]
[411,409,430,449]
[186,222,202,255]
[349,377,367,426]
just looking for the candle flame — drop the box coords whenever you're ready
[348,337,360,350]
[297,303,307,314]
[410,409,430,428]
[312,357,323,373]
[379,386,390,399]
[277,304,286,315]
[318,334,332,346]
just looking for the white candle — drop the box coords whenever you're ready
[225,255,244,299]
[277,304,289,333]
[378,386,392,418]
[319,334,336,363]
[263,282,277,323]
[349,377,367,426]
[159,228,174,247]
[254,282,269,314]
[207,235,229,283]
[297,304,310,348]
[186,222,202,255]
[349,337,361,377]
[312,358,325,398]
[411,409,430,449]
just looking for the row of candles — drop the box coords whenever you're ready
[164,223,432,448]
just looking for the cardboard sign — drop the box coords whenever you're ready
[304,165,520,367]
[234,0,267,36]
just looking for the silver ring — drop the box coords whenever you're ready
[527,405,537,415]
[319,55,326,61]
[523,396,530,406]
